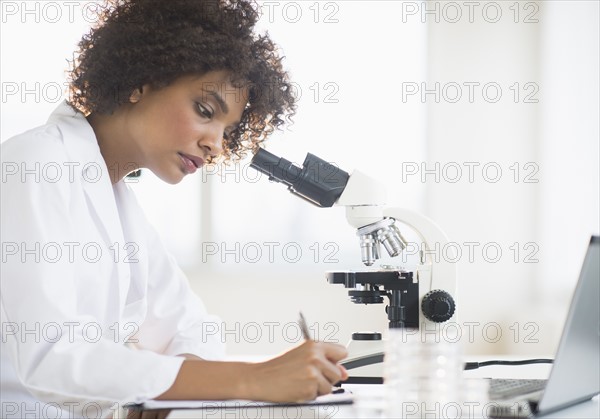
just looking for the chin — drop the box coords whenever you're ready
[154,169,185,185]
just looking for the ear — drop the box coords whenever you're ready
[129,86,144,103]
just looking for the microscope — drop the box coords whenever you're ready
[250,149,458,384]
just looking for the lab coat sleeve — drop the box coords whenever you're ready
[126,189,226,361]
[0,128,184,416]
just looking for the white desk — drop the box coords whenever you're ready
[166,357,599,419]
[166,395,598,419]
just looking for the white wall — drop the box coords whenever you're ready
[1,1,598,359]
[423,0,599,356]
[425,1,542,355]
[534,0,600,353]
[537,1,600,299]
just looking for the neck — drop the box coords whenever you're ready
[87,109,142,184]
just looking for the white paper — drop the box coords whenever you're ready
[137,392,353,410]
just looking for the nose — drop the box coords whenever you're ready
[198,125,225,158]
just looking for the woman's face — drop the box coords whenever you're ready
[124,70,248,184]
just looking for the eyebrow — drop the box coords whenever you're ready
[202,89,229,114]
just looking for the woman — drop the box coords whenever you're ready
[0,1,348,418]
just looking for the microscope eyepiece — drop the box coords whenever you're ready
[249,148,302,186]
[250,148,350,208]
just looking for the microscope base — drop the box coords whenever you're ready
[340,335,385,384]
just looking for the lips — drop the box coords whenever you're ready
[178,153,204,174]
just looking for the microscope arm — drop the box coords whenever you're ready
[335,169,458,323]
[382,207,457,301]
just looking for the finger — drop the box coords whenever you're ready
[317,357,344,385]
[316,373,333,397]
[157,409,171,419]
[321,342,348,363]
[141,410,166,419]
[338,364,349,381]
[126,409,141,419]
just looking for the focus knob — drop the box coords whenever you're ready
[421,290,455,322]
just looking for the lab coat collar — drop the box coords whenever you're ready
[47,101,101,165]
[48,101,127,255]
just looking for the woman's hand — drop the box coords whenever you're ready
[244,340,348,403]
[154,343,347,403]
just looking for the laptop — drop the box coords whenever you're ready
[488,236,600,418]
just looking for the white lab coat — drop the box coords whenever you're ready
[0,102,225,418]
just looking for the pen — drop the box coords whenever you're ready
[298,311,312,341]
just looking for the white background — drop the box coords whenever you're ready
[1,1,598,357]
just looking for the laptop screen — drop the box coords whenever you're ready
[538,236,600,413]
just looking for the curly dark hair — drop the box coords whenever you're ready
[68,0,296,161]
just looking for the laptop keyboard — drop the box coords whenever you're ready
[489,379,547,400]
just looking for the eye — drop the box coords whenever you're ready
[195,102,214,119]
